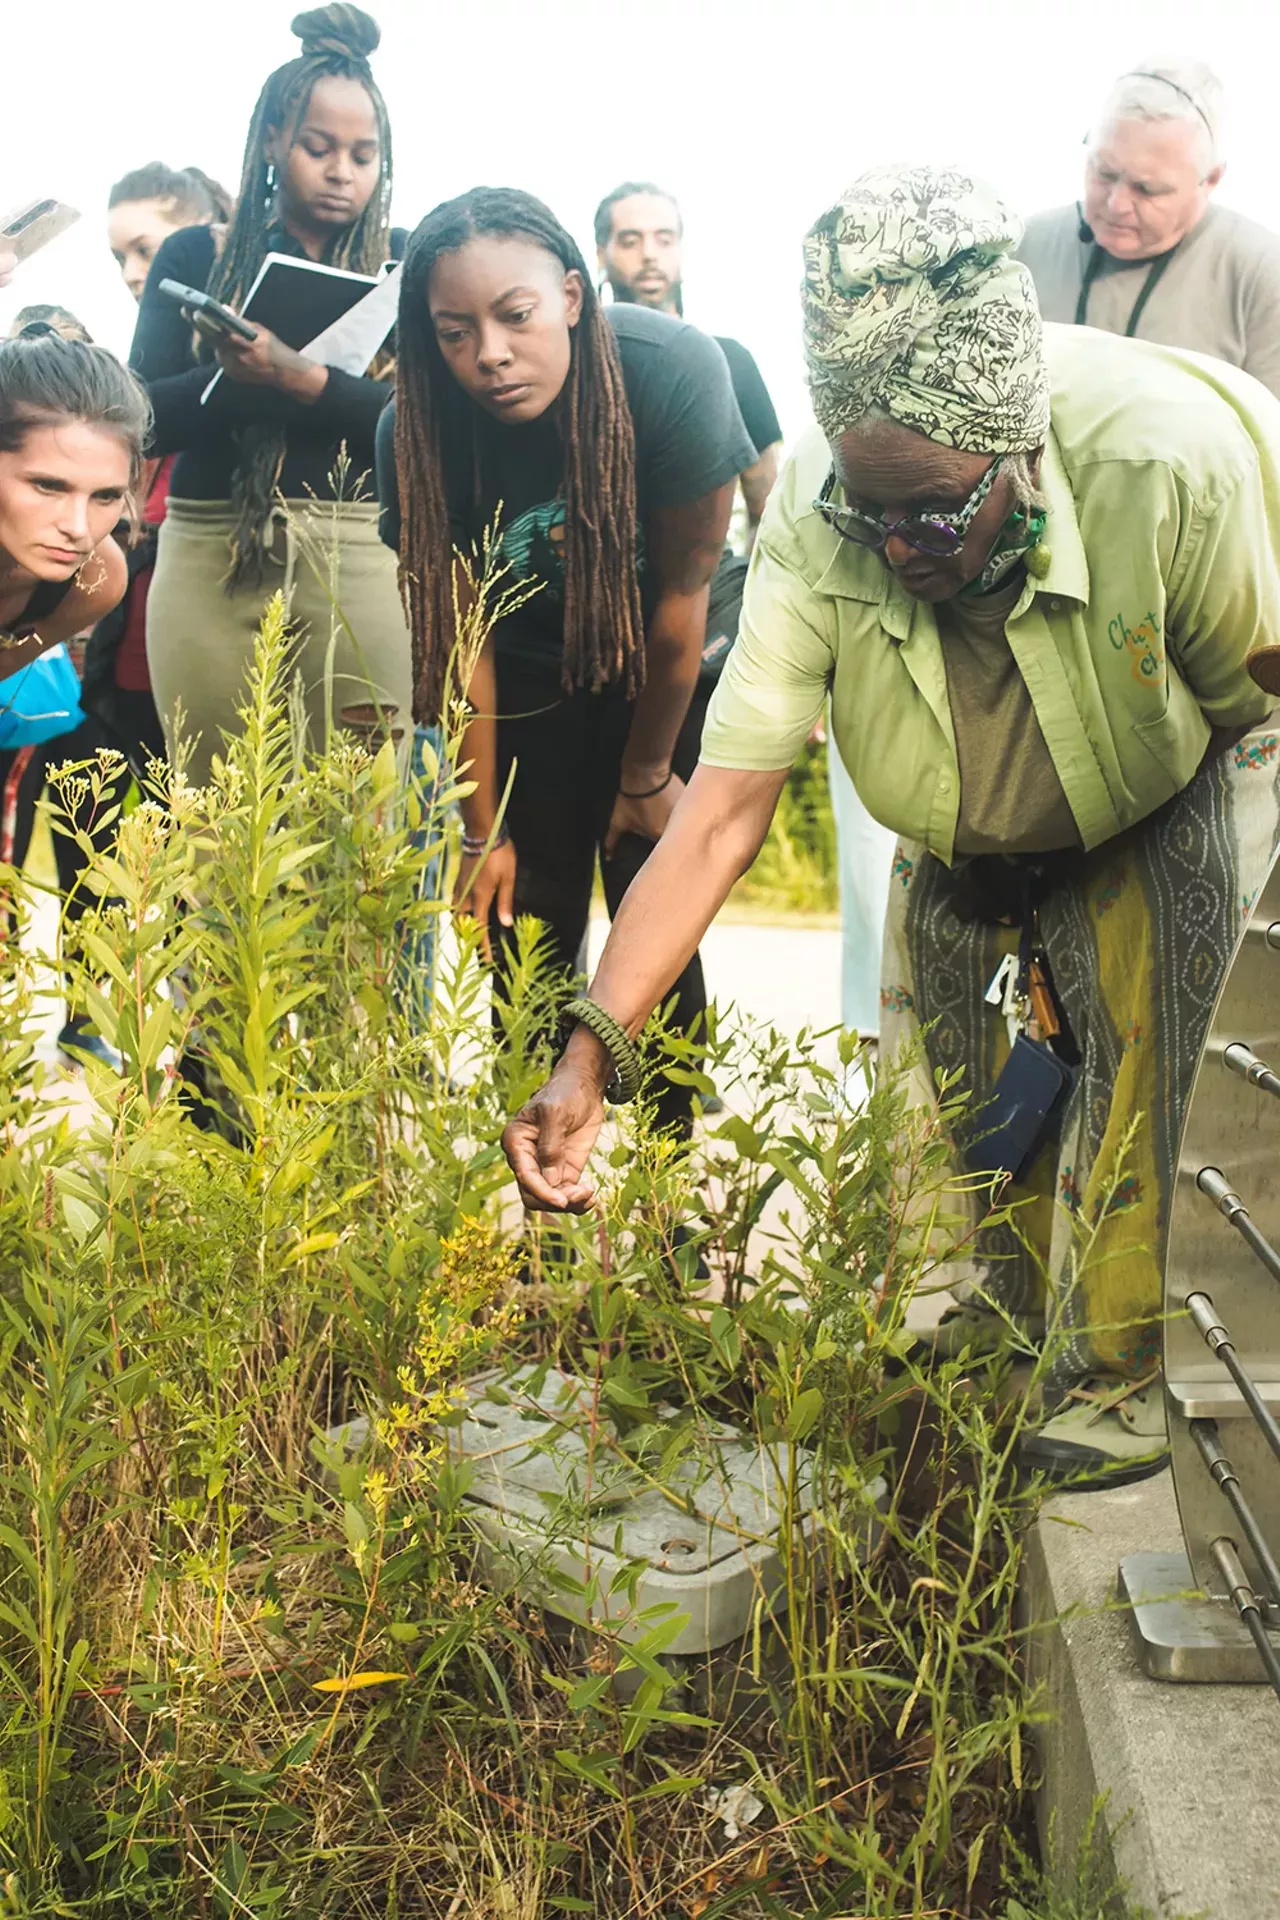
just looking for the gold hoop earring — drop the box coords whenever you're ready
[74,553,108,596]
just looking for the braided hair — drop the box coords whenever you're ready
[394,187,643,722]
[108,161,234,226]
[208,4,393,583]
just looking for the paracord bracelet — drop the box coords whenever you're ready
[563,995,643,1105]
[461,823,511,857]
[619,769,674,801]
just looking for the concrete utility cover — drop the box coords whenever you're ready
[451,1365,880,1656]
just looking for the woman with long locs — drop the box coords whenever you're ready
[131,4,411,788]
[378,187,755,1133]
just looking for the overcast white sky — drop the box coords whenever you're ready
[5,0,1280,440]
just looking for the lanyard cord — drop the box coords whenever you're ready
[1074,241,1178,336]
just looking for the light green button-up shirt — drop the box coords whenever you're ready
[701,323,1280,863]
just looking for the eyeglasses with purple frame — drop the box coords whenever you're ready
[813,457,1001,557]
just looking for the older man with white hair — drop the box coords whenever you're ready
[1019,60,1280,395]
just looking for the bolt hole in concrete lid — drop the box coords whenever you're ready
[449,1364,886,1657]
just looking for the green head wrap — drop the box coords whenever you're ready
[802,166,1050,454]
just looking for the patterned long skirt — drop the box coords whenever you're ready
[879,726,1280,1399]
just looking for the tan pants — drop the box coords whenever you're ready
[147,498,413,787]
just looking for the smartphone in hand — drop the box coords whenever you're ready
[157,279,258,343]
[0,199,80,264]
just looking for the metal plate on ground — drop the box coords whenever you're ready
[1119,1550,1280,1682]
[450,1365,884,1655]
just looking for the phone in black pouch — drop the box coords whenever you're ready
[964,1033,1077,1186]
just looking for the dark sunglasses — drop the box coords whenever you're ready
[813,458,1000,558]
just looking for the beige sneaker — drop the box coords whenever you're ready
[1020,1374,1168,1489]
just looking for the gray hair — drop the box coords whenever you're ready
[1094,59,1225,174]
[842,406,1046,512]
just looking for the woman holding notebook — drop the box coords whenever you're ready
[129,4,410,786]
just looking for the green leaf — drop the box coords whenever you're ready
[371,736,398,804]
[568,1673,612,1712]
[716,1114,762,1158]
[355,984,388,1034]
[633,1770,704,1800]
[61,1194,98,1247]
[601,1378,649,1412]
[786,1386,824,1441]
[281,1728,321,1766]
[343,1503,370,1556]
[709,1305,742,1370]
[282,1232,341,1267]
[412,732,439,785]
[136,1000,173,1071]
[0,1523,40,1589]
[243,1007,268,1093]
[553,1748,621,1796]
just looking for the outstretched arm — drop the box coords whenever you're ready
[501,760,787,1210]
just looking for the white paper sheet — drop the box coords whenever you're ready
[299,262,401,374]
[200,259,399,404]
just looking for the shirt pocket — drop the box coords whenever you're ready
[1129,674,1206,805]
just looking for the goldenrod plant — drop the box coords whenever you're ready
[0,539,1154,1916]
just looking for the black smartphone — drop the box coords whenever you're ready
[964,1033,1077,1186]
[157,279,257,343]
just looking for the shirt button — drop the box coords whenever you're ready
[1049,598,1062,612]
[938,774,952,795]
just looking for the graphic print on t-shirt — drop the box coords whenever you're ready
[498,496,646,609]
[499,497,566,603]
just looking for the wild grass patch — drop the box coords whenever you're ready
[0,596,1142,1917]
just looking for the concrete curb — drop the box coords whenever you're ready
[1025,1469,1280,1918]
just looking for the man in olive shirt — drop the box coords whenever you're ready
[1019,61,1280,396]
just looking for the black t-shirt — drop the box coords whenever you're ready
[13,575,76,634]
[714,335,782,457]
[130,223,405,503]
[697,337,782,677]
[376,304,755,673]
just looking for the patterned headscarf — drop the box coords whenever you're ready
[802,166,1050,453]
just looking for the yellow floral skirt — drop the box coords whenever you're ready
[879,726,1280,1397]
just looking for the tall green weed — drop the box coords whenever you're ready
[0,592,1134,1917]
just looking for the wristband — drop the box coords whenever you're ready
[461,823,511,857]
[563,995,643,1105]
[619,769,674,801]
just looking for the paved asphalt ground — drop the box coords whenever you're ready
[26,891,845,1123]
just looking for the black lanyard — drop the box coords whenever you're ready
[1074,242,1177,336]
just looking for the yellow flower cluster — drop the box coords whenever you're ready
[378,1217,523,1461]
